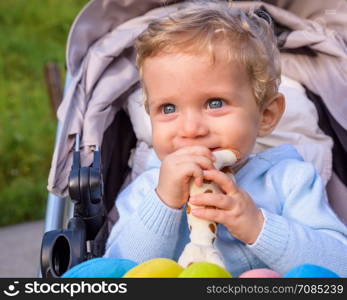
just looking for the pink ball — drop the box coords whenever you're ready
[239,268,282,278]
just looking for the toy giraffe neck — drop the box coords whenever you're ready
[178,149,238,268]
[187,179,219,245]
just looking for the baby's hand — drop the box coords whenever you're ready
[189,169,264,244]
[156,146,215,209]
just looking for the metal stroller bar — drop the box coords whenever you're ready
[43,70,73,234]
[43,121,70,234]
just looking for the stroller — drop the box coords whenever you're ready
[40,0,347,277]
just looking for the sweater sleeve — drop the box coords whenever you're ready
[103,169,184,263]
[247,161,347,277]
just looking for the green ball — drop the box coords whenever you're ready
[178,262,232,278]
[123,258,184,278]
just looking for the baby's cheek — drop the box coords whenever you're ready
[152,131,172,159]
[232,126,257,156]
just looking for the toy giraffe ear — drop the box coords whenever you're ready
[258,93,285,137]
[212,149,238,170]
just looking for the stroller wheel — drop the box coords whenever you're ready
[51,235,70,277]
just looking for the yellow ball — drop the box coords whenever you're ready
[123,258,184,278]
[178,262,232,278]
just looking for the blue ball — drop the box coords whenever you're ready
[284,264,339,278]
[62,257,138,278]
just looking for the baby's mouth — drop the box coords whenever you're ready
[209,147,222,152]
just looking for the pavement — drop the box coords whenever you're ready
[0,220,44,277]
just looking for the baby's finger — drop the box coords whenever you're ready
[182,162,204,187]
[191,207,225,224]
[175,146,215,162]
[203,169,238,196]
[177,155,215,171]
[190,193,233,210]
[190,155,216,171]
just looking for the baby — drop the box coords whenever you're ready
[104,1,347,276]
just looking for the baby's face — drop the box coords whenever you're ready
[142,43,263,161]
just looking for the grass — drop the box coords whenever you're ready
[0,0,89,226]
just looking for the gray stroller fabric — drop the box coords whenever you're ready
[266,0,347,42]
[48,2,180,197]
[48,0,347,218]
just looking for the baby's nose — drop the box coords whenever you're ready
[179,112,209,138]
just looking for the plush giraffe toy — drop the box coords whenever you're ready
[178,149,238,268]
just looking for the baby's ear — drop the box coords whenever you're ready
[257,92,285,137]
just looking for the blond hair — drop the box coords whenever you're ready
[135,0,281,107]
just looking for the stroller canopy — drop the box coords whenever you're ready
[47,0,347,224]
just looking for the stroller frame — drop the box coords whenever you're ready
[41,109,136,277]
[41,134,103,277]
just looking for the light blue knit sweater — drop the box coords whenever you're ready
[104,145,347,277]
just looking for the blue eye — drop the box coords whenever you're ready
[162,104,176,114]
[208,98,224,109]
